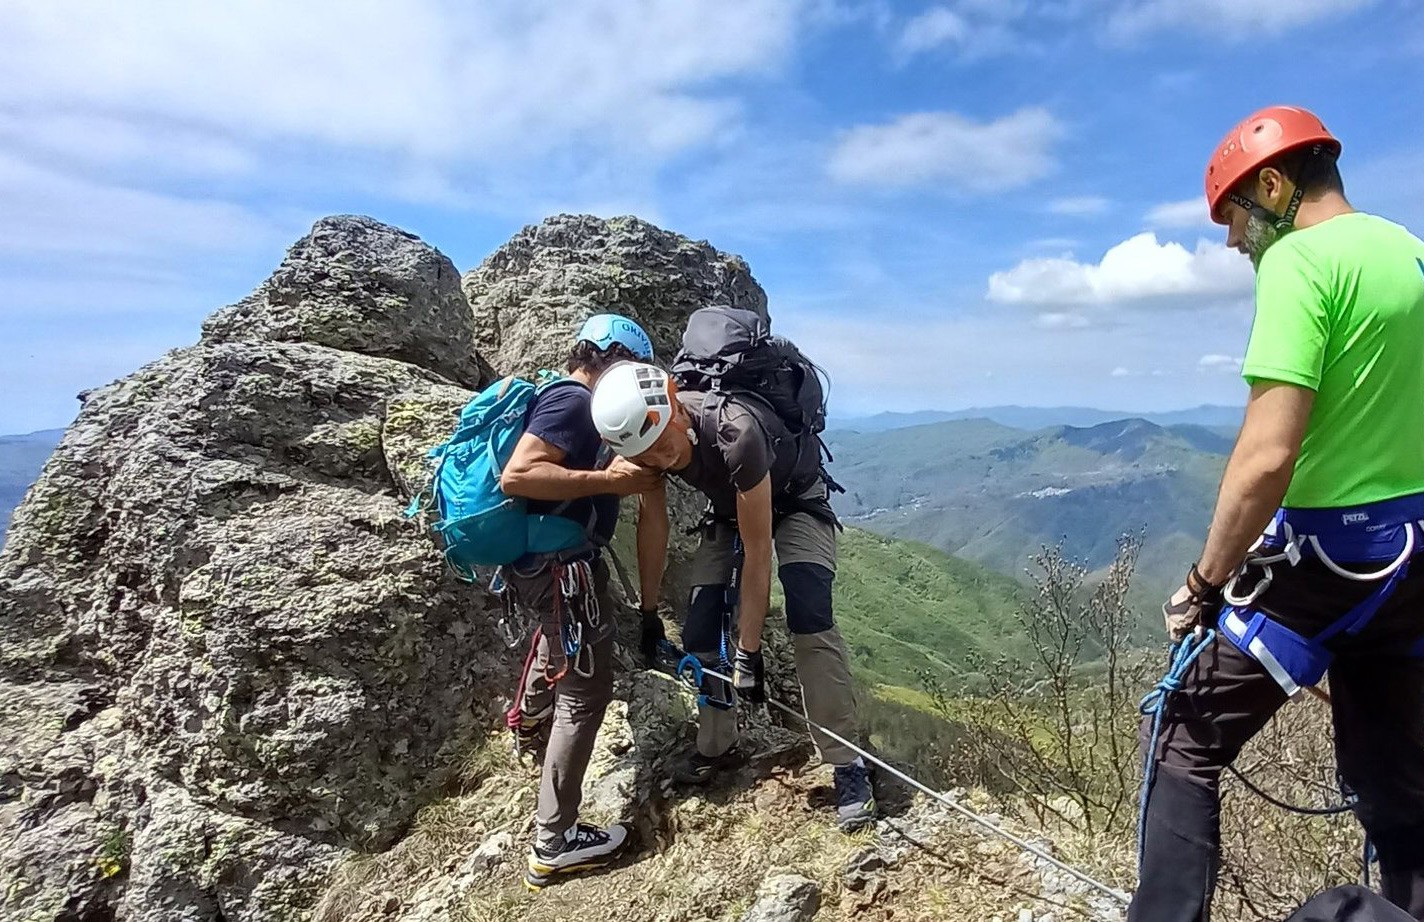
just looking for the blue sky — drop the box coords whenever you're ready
[1,0,1421,433]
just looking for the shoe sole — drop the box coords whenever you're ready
[523,855,621,891]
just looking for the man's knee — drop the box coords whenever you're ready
[780,562,835,635]
[683,583,729,652]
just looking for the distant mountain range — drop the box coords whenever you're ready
[0,429,63,545]
[3,411,1229,598]
[828,404,1244,434]
[825,417,1229,594]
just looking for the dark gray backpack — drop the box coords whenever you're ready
[671,306,836,488]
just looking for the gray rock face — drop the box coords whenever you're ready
[205,215,491,389]
[0,218,502,921]
[740,872,822,922]
[0,212,748,922]
[463,213,768,377]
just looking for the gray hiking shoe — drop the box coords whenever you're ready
[525,822,631,890]
[834,760,877,832]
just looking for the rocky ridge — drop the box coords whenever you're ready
[0,213,1126,922]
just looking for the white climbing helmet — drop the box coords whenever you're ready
[591,362,675,458]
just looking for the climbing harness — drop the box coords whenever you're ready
[1137,632,1366,888]
[1219,495,1424,697]
[499,555,603,750]
[657,647,1130,906]
[490,569,523,650]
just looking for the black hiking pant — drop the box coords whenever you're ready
[1130,559,1424,922]
[1286,886,1417,922]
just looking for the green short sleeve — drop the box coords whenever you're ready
[1241,240,1331,391]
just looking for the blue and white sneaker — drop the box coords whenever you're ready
[833,760,877,832]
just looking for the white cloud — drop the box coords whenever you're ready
[1198,354,1244,374]
[827,108,1063,191]
[898,7,971,53]
[1108,0,1374,38]
[1111,366,1132,377]
[0,0,799,168]
[0,153,292,266]
[1146,198,1215,230]
[1048,196,1110,216]
[0,112,257,179]
[986,232,1253,309]
[774,303,1252,418]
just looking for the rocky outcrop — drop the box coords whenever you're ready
[0,217,507,922]
[0,212,771,922]
[463,214,768,376]
[204,215,491,389]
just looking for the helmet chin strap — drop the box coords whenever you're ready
[1226,143,1333,235]
[1227,187,1305,234]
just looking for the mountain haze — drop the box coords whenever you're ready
[826,417,1229,592]
[829,403,1243,433]
[0,429,63,544]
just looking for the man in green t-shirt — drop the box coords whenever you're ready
[1131,107,1424,921]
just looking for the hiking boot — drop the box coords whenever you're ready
[833,760,877,832]
[511,704,552,761]
[671,748,738,785]
[524,822,631,890]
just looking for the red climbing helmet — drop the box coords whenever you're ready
[1205,106,1341,224]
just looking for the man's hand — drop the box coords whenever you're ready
[1162,566,1224,643]
[604,456,663,496]
[639,607,667,666]
[732,646,765,704]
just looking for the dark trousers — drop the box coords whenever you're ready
[1130,560,1424,922]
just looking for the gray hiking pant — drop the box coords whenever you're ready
[682,494,859,766]
[505,556,617,849]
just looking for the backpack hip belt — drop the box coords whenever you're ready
[1218,492,1424,695]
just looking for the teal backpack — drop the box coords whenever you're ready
[407,373,592,580]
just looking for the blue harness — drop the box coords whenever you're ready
[1218,492,1424,696]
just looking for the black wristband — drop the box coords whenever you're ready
[1188,563,1224,599]
[639,606,660,618]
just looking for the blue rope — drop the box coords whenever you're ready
[1138,629,1217,874]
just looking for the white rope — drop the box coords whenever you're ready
[697,665,1132,907]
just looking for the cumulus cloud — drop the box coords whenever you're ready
[986,232,1253,309]
[1198,354,1244,373]
[1108,0,1374,38]
[0,0,798,168]
[827,107,1063,191]
[1146,198,1215,230]
[1111,366,1132,377]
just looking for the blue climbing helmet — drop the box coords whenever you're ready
[576,314,654,361]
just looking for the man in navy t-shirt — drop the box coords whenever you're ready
[496,314,659,890]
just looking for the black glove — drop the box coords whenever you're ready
[639,608,667,666]
[732,646,765,704]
